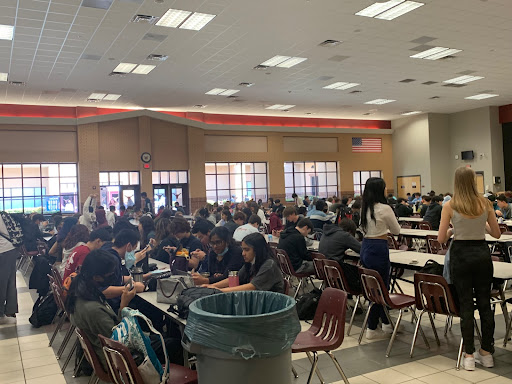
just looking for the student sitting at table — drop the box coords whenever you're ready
[58,224,90,277]
[219,209,239,235]
[233,211,246,227]
[233,214,262,242]
[419,195,431,217]
[283,206,300,229]
[495,194,512,219]
[423,195,443,230]
[278,218,315,274]
[152,218,180,263]
[190,226,244,285]
[269,205,284,233]
[204,233,284,293]
[171,218,204,256]
[394,198,413,217]
[318,218,361,264]
[307,200,335,229]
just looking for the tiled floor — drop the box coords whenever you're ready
[3,270,512,384]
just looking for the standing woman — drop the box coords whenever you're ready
[360,177,401,339]
[438,167,500,370]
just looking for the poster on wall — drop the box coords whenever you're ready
[412,182,417,188]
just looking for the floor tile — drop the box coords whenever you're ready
[18,334,49,344]
[0,344,21,357]
[24,363,62,380]
[22,354,59,369]
[479,377,512,384]
[0,369,25,384]
[21,346,56,360]
[417,371,471,384]
[363,367,413,384]
[416,355,457,371]
[446,368,497,383]
[0,338,19,347]
[391,361,440,378]
[20,341,53,352]
[0,360,23,374]
[340,376,378,383]
[26,373,67,384]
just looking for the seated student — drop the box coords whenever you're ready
[394,198,413,217]
[419,196,431,217]
[220,209,239,235]
[278,218,315,274]
[58,224,90,277]
[387,193,397,209]
[422,195,443,230]
[190,226,244,285]
[95,207,109,229]
[233,211,246,227]
[351,201,361,227]
[171,217,203,255]
[269,206,284,233]
[411,193,422,205]
[249,202,268,225]
[106,206,116,227]
[150,218,180,263]
[63,229,111,280]
[205,233,284,293]
[233,214,262,242]
[329,197,343,213]
[272,198,283,213]
[488,194,498,211]
[24,214,46,252]
[319,218,361,264]
[496,194,512,219]
[282,205,299,230]
[307,200,335,230]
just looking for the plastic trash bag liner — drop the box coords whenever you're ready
[184,291,300,359]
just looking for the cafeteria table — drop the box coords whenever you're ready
[398,228,512,243]
[264,233,320,250]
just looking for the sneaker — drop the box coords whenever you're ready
[366,328,390,340]
[382,323,394,334]
[474,351,494,368]
[463,354,475,371]
[0,316,16,325]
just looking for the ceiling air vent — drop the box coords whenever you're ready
[131,14,159,24]
[109,72,127,77]
[239,82,254,87]
[146,54,168,61]
[422,81,437,85]
[400,79,415,83]
[253,65,269,70]
[430,96,440,99]
[227,95,239,99]
[9,81,25,86]
[349,90,361,94]
[319,39,342,47]
[193,104,207,108]
[443,83,466,88]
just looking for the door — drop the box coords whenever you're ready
[170,184,189,214]
[396,175,421,199]
[476,172,484,194]
[152,184,190,214]
[100,185,140,214]
[153,186,168,214]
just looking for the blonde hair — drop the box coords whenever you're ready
[451,167,490,216]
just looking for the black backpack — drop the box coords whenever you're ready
[296,288,322,320]
[173,287,220,319]
[29,291,58,328]
[419,259,444,276]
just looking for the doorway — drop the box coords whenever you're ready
[476,172,484,194]
[153,184,189,214]
[99,171,141,214]
[396,175,421,199]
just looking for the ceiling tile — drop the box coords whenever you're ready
[19,0,50,12]
[44,21,71,31]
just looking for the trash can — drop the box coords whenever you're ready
[183,291,301,384]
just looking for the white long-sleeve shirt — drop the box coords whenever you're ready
[79,196,96,231]
[364,203,400,237]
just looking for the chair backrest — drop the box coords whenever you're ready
[310,252,327,281]
[308,288,347,350]
[419,221,432,230]
[387,234,399,250]
[99,334,144,384]
[51,266,64,290]
[76,328,112,383]
[323,259,345,291]
[400,223,412,229]
[48,275,66,312]
[283,278,291,296]
[275,248,295,276]
[358,267,390,307]
[413,272,458,316]
[498,223,508,233]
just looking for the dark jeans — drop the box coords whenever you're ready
[450,240,494,354]
[360,239,390,330]
[0,249,19,316]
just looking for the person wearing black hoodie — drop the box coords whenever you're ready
[394,198,413,217]
[278,218,314,273]
[318,219,361,264]
[422,195,443,230]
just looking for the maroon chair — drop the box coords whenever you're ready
[498,223,508,234]
[425,235,448,254]
[98,335,198,384]
[18,245,39,275]
[323,259,363,335]
[51,265,64,290]
[418,221,432,230]
[75,328,113,384]
[310,252,327,287]
[275,248,312,299]
[358,267,427,357]
[292,288,350,384]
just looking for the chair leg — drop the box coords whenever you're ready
[326,351,350,384]
[49,313,67,347]
[383,306,395,329]
[427,312,441,347]
[73,354,85,378]
[444,316,451,336]
[347,295,361,336]
[305,351,323,384]
[291,365,299,379]
[504,312,512,347]
[410,310,426,358]
[293,278,303,300]
[358,302,373,344]
[410,307,429,349]
[57,325,75,359]
[87,373,98,384]
[386,309,403,358]
[456,338,464,370]
[62,338,79,373]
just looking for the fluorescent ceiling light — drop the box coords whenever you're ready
[365,99,396,105]
[88,93,106,100]
[266,104,295,110]
[260,56,291,67]
[401,111,422,115]
[276,57,308,68]
[156,9,192,28]
[375,1,424,20]
[0,25,14,41]
[0,73,7,81]
[323,82,360,90]
[219,89,239,96]
[356,0,404,17]
[443,75,484,84]
[113,63,137,73]
[132,64,156,74]
[205,88,227,95]
[465,94,499,100]
[103,94,121,101]
[179,12,215,30]
[410,47,462,60]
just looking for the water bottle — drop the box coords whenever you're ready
[228,271,239,287]
[268,234,273,242]
[499,217,504,224]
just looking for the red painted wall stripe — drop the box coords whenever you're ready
[500,104,512,124]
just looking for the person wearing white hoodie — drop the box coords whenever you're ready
[79,194,97,231]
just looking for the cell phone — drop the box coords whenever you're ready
[126,279,133,290]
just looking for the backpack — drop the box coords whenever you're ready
[339,206,353,221]
[296,288,322,320]
[29,291,58,328]
[419,259,444,276]
[111,308,168,384]
[62,272,78,300]
[175,287,220,319]
[0,212,24,247]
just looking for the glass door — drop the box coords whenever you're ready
[153,186,167,214]
[170,184,189,214]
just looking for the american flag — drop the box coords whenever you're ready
[352,137,382,153]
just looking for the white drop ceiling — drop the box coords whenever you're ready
[0,0,511,120]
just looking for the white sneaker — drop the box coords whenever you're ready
[366,328,390,340]
[382,323,394,334]
[463,354,475,371]
[474,351,494,368]
[0,316,16,325]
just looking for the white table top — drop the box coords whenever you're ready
[398,217,424,222]
[264,234,319,250]
[397,228,512,243]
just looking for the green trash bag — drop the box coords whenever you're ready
[184,291,301,360]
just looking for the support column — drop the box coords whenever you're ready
[138,116,153,204]
[267,135,286,201]
[188,127,206,212]
[77,123,100,210]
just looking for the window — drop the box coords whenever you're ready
[205,162,268,204]
[284,161,338,200]
[0,163,78,214]
[353,171,382,196]
[152,171,188,184]
[99,172,140,186]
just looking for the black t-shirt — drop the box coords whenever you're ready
[179,234,203,253]
[238,259,284,293]
[100,248,129,313]
[207,245,244,284]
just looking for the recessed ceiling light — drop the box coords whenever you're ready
[276,57,308,68]
[259,55,307,68]
[88,93,107,100]
[443,75,484,84]
[179,12,216,30]
[219,89,239,96]
[156,9,192,28]
[465,93,499,100]
[0,25,14,40]
[103,94,121,101]
[375,1,424,20]
[205,88,226,95]
[323,82,360,90]
[266,104,296,110]
[410,47,462,60]
[401,111,422,115]
[194,104,207,108]
[0,73,7,81]
[132,64,156,74]
[365,99,396,105]
[356,0,404,17]
[260,56,291,67]
[113,63,137,73]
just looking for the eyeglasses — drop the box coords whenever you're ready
[209,240,225,247]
